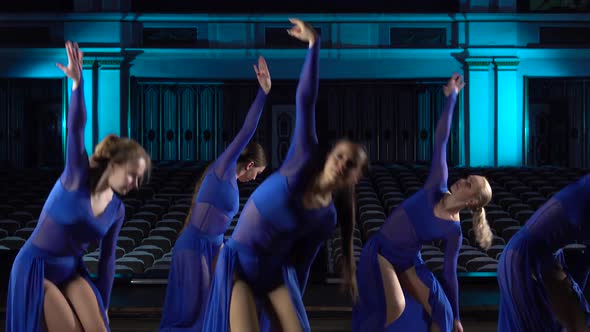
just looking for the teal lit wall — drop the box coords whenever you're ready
[496,60,522,166]
[466,60,495,167]
[97,66,121,141]
[1,10,590,166]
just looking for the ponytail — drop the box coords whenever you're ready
[472,207,492,250]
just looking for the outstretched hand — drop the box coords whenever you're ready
[443,73,465,97]
[56,41,83,90]
[254,56,271,95]
[287,18,318,48]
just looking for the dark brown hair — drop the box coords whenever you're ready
[182,141,267,230]
[300,139,369,301]
[237,141,267,167]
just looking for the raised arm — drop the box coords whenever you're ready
[280,18,320,175]
[59,41,89,191]
[425,74,463,190]
[213,57,271,179]
[96,202,125,309]
[442,228,462,324]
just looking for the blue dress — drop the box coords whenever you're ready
[201,40,334,332]
[159,88,267,331]
[5,76,125,332]
[497,174,590,331]
[352,92,461,332]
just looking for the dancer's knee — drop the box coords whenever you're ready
[384,295,405,326]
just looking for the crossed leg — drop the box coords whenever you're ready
[398,266,441,332]
[377,254,442,332]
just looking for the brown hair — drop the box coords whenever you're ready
[237,141,267,168]
[182,141,267,230]
[335,142,369,302]
[471,177,493,250]
[302,139,368,302]
[88,134,151,193]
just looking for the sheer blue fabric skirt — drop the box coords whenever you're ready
[5,241,109,332]
[353,233,453,332]
[498,228,590,332]
[159,224,224,332]
[201,238,310,332]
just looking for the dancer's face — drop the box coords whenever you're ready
[108,157,147,195]
[237,161,266,182]
[324,141,367,189]
[449,175,490,208]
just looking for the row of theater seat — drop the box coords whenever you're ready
[1,163,587,278]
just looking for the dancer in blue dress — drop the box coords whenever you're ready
[159,56,271,332]
[202,18,368,332]
[352,74,493,332]
[498,175,590,332]
[5,41,151,332]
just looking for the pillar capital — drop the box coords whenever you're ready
[465,57,494,70]
[97,56,126,69]
[82,59,96,70]
[83,54,129,69]
[494,57,520,71]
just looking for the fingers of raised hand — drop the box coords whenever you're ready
[258,56,268,72]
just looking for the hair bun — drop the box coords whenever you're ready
[93,134,119,160]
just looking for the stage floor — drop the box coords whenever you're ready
[0,280,500,331]
[0,315,498,332]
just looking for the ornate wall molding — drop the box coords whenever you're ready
[494,58,520,70]
[465,58,493,71]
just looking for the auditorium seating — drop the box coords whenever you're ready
[0,162,587,281]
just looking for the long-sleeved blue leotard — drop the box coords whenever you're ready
[202,39,332,332]
[353,91,461,332]
[498,173,590,331]
[188,88,267,235]
[229,41,336,294]
[379,91,461,319]
[159,85,267,332]
[6,74,123,332]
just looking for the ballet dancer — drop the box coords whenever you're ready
[201,18,368,332]
[6,41,151,332]
[498,174,590,331]
[159,56,271,331]
[352,74,493,332]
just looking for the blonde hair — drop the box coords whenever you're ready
[89,134,151,192]
[471,177,493,250]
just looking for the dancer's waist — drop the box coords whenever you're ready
[184,224,225,246]
[225,238,290,261]
[21,241,82,262]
